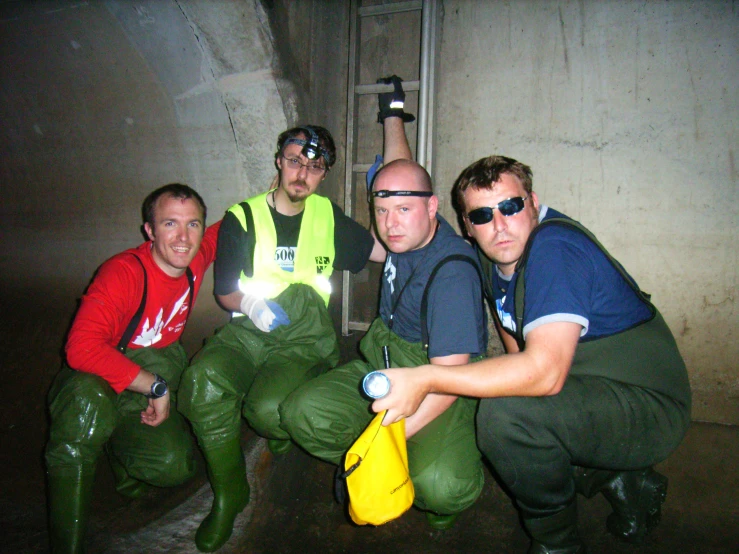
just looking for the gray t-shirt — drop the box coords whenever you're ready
[379,215,487,359]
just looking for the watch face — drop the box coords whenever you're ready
[151,381,167,398]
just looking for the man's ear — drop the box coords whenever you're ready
[144,222,155,241]
[530,191,540,221]
[427,194,439,220]
[463,214,474,237]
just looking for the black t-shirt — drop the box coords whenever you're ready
[214,197,374,296]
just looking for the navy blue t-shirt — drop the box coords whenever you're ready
[492,207,652,341]
[380,215,487,359]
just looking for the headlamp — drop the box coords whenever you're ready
[283,126,334,166]
[369,189,433,203]
[372,190,433,199]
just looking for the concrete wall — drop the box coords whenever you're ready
[0,0,736,425]
[431,0,737,423]
[0,0,297,356]
[298,0,738,424]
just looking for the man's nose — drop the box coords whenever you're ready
[492,209,507,232]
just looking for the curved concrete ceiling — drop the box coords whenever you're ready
[0,0,294,298]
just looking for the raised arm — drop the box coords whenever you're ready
[377,75,415,163]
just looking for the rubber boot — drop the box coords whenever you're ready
[523,502,587,554]
[195,439,251,552]
[573,466,667,543]
[47,466,95,554]
[106,446,149,499]
[602,468,667,543]
[425,512,459,530]
[267,438,293,455]
[572,466,617,498]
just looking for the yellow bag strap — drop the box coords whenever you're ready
[342,410,386,478]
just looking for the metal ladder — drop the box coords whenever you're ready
[341,0,439,336]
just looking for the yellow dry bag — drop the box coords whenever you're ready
[343,410,415,525]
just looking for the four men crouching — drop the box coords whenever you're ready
[45,82,690,553]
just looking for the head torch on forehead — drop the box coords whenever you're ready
[369,189,434,203]
[283,126,333,166]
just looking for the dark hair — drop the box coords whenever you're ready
[275,125,337,169]
[452,155,533,212]
[142,183,207,227]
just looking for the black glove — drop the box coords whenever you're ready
[377,75,416,124]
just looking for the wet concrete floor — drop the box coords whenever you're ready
[1,298,737,553]
[4,419,737,553]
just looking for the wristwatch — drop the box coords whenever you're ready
[145,373,168,399]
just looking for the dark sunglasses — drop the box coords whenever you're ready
[466,196,528,225]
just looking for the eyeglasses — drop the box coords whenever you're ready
[465,196,528,225]
[281,155,327,176]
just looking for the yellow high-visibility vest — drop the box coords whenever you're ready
[228,191,335,306]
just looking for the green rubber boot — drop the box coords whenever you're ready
[425,512,459,530]
[195,439,251,552]
[267,438,293,455]
[106,446,149,499]
[47,466,95,554]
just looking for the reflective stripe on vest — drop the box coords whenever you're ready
[227,191,335,306]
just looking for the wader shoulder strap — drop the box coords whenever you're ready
[238,201,257,278]
[116,257,195,353]
[475,245,496,311]
[513,218,655,349]
[420,254,482,353]
[185,266,195,318]
[117,255,147,353]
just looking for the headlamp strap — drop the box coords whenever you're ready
[284,127,328,163]
[372,190,434,199]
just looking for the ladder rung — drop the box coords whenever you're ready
[348,321,372,332]
[354,80,420,95]
[359,1,422,17]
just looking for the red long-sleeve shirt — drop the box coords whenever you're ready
[65,221,221,393]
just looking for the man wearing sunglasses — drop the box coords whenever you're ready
[281,77,487,530]
[372,155,691,553]
[178,125,386,552]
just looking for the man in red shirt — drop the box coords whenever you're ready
[45,184,220,553]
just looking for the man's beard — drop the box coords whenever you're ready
[285,180,309,203]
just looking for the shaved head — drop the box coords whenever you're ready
[373,159,433,193]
